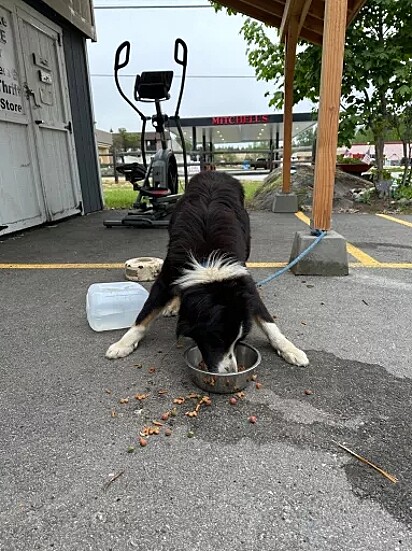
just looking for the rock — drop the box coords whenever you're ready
[250,165,369,211]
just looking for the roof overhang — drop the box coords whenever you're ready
[169,112,316,144]
[216,0,368,45]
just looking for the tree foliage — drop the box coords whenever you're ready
[112,128,140,152]
[213,0,412,182]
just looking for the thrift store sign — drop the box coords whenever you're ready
[0,8,23,114]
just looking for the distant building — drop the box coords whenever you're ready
[96,129,113,165]
[341,142,407,166]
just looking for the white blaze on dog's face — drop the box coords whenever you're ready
[216,324,243,373]
[175,254,252,374]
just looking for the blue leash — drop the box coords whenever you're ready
[256,230,327,287]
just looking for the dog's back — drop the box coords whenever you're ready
[168,172,250,266]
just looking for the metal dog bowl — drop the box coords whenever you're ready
[184,342,261,394]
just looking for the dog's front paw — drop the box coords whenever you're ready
[279,346,309,367]
[105,341,135,359]
[162,304,179,317]
[162,297,180,317]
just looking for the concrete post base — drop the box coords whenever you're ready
[289,230,349,276]
[271,192,299,213]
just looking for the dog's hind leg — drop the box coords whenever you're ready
[253,294,309,367]
[106,278,173,359]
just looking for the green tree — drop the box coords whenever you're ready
[293,127,315,147]
[213,0,412,182]
[389,104,412,185]
[112,128,141,152]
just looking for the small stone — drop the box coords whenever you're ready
[248,415,257,424]
[229,397,237,406]
[304,389,313,395]
[187,430,195,438]
[164,428,172,436]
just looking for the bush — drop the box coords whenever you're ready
[393,186,412,200]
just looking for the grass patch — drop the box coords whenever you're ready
[103,187,136,209]
[102,180,263,209]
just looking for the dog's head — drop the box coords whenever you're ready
[175,255,254,373]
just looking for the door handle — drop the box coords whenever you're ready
[35,119,44,125]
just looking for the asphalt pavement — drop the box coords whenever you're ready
[1,209,412,550]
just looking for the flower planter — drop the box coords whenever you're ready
[336,162,371,175]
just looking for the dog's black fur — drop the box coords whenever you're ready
[106,171,308,372]
[171,171,256,369]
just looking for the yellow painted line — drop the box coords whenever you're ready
[294,211,312,225]
[0,262,285,270]
[294,212,381,267]
[247,262,285,268]
[376,213,412,228]
[344,244,381,267]
[0,263,125,269]
[378,262,412,269]
[1,261,412,270]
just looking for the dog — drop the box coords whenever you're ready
[106,171,309,372]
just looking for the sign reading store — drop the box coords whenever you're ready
[0,9,24,114]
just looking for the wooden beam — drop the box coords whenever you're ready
[347,0,367,25]
[280,0,301,41]
[282,15,299,193]
[297,26,323,45]
[311,0,348,231]
[298,0,314,33]
[307,0,325,20]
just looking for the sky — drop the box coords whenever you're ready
[88,0,314,133]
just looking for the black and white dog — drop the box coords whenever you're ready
[106,172,309,372]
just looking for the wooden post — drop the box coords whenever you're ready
[312,0,348,230]
[282,16,299,194]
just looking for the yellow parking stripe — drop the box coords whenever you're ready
[0,263,125,269]
[294,212,381,266]
[247,262,285,268]
[1,262,412,270]
[376,213,412,228]
[0,262,285,270]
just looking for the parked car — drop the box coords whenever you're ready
[250,157,270,170]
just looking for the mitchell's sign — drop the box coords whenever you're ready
[212,114,269,126]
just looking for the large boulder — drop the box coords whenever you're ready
[250,165,369,211]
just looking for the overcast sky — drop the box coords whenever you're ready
[88,0,314,132]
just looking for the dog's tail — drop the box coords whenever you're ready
[175,252,249,289]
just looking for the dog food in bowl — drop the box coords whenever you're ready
[184,342,261,394]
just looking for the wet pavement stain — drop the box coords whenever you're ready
[119,344,412,528]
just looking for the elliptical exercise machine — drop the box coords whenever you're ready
[104,38,189,228]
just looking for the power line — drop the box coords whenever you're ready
[94,4,212,9]
[91,74,257,79]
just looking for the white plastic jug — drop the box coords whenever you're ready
[86,281,149,332]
